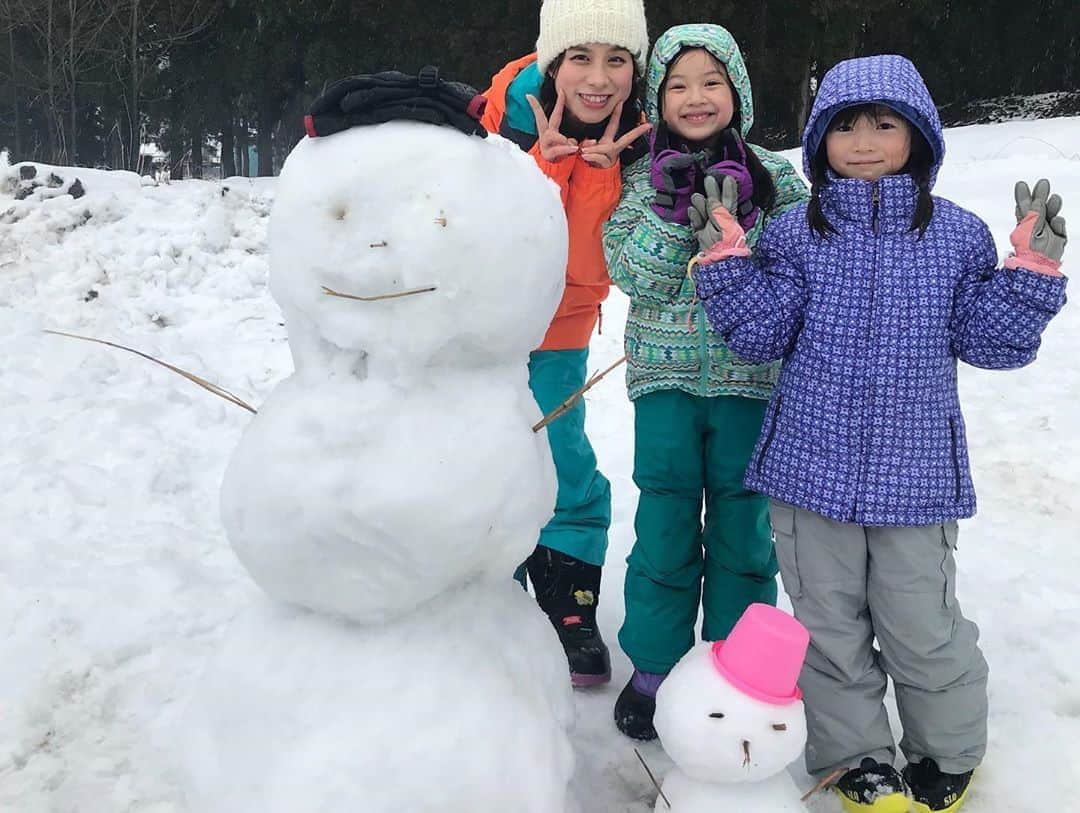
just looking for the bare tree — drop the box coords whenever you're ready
[4,0,116,163]
[110,0,219,171]
[0,1,22,158]
[63,0,116,162]
[2,0,63,160]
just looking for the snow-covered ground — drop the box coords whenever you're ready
[2,118,1078,812]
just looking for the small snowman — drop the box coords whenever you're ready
[177,70,578,812]
[650,603,811,812]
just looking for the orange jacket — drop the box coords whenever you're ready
[481,54,622,351]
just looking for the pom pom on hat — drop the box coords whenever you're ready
[536,0,649,76]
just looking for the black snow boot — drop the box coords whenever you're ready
[613,671,665,741]
[902,758,975,813]
[833,757,911,813]
[526,545,611,687]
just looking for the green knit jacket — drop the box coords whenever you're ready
[602,24,809,401]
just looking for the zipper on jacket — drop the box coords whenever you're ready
[871,183,881,235]
[853,181,881,522]
[949,417,962,502]
[757,394,782,472]
[697,306,709,395]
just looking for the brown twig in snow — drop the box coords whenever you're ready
[532,354,627,432]
[800,767,845,803]
[43,330,257,414]
[321,285,437,302]
[634,748,671,810]
[434,216,447,227]
[369,241,388,248]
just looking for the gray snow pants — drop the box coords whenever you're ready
[768,500,989,777]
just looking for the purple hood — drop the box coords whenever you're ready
[802,55,945,186]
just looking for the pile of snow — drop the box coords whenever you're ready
[1,117,1078,812]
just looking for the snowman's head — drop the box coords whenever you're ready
[268,122,567,373]
[654,641,807,783]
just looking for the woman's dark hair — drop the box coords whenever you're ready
[656,47,776,214]
[539,50,644,143]
[807,103,936,239]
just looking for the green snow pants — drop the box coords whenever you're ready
[527,348,612,567]
[619,390,777,674]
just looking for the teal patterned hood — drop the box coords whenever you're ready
[645,24,755,137]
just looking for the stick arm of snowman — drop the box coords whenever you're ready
[43,330,259,414]
[320,283,624,433]
[634,748,672,810]
[532,354,628,433]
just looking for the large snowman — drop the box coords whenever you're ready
[177,74,577,812]
[650,603,811,812]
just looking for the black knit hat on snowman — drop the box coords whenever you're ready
[535,0,650,75]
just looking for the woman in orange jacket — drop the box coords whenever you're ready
[481,0,651,687]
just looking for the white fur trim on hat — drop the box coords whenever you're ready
[536,0,649,76]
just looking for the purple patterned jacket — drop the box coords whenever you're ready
[694,55,1068,526]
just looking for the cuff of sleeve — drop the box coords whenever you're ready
[528,141,575,185]
[1005,251,1063,277]
[1005,262,1069,312]
[692,257,747,300]
[700,243,752,264]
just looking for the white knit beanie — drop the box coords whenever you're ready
[535,0,649,76]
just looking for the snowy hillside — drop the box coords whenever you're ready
[2,118,1078,812]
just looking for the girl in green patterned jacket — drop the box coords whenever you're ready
[602,23,808,741]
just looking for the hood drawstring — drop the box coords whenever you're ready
[685,254,702,333]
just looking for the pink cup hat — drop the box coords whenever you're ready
[709,603,810,706]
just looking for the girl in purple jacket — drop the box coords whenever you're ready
[689,55,1067,813]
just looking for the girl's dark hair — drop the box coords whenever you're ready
[539,51,644,144]
[657,47,776,214]
[807,103,935,239]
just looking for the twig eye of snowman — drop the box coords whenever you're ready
[771,723,788,731]
[708,712,725,719]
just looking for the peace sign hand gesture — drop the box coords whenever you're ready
[526,91,580,163]
[689,175,740,252]
[1014,179,1067,262]
[579,101,652,169]
[689,175,751,264]
[1006,178,1067,277]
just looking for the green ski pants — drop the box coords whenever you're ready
[619,390,777,674]
[527,348,612,567]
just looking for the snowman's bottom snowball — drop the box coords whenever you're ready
[178,582,575,813]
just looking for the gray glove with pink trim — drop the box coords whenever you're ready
[1006,178,1067,276]
[689,175,751,261]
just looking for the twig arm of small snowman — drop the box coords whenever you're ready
[800,767,845,803]
[633,748,671,810]
[532,354,627,432]
[43,329,258,414]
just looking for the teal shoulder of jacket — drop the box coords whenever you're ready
[603,142,808,401]
[505,63,544,136]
